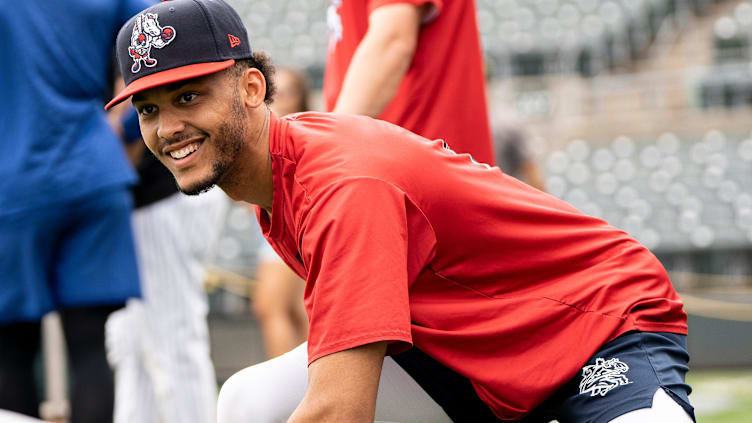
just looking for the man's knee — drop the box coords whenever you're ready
[217,365,289,423]
[218,345,308,423]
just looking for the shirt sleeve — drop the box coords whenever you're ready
[299,177,436,364]
[367,0,443,25]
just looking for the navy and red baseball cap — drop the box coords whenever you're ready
[105,0,252,110]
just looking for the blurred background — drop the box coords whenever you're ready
[35,0,752,422]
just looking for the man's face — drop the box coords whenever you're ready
[132,71,247,195]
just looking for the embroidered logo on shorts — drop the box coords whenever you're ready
[579,357,631,397]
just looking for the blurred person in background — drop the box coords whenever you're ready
[105,106,228,423]
[494,121,546,191]
[270,68,312,118]
[252,67,311,358]
[324,0,495,165]
[0,0,150,421]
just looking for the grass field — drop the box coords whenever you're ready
[688,369,752,423]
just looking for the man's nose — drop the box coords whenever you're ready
[157,109,186,142]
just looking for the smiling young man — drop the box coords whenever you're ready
[106,1,696,422]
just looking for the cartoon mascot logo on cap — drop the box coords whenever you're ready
[128,12,176,73]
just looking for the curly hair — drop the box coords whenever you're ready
[230,52,276,105]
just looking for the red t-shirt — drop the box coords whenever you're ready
[257,112,687,420]
[323,0,495,165]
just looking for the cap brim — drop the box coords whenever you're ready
[105,59,236,110]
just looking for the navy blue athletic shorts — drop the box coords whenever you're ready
[0,187,141,323]
[393,331,694,423]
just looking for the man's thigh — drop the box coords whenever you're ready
[531,331,695,423]
[390,332,695,423]
[608,388,693,423]
[217,343,311,423]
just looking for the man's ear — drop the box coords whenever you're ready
[239,67,267,109]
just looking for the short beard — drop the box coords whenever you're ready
[180,94,247,196]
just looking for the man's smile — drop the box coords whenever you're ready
[168,141,200,159]
[162,137,205,167]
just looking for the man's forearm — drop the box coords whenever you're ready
[287,396,375,423]
[287,342,387,423]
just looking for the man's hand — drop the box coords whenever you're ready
[287,342,388,423]
[332,3,432,117]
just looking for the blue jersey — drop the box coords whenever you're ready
[0,0,152,213]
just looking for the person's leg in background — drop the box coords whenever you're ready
[143,191,226,423]
[55,187,141,423]
[60,306,120,423]
[252,242,309,359]
[106,302,160,423]
[0,322,42,417]
[107,189,228,423]
[0,203,74,418]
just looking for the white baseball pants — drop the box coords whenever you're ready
[106,189,228,423]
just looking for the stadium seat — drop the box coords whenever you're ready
[544,131,752,253]
[224,0,719,81]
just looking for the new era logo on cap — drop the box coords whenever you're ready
[106,0,253,110]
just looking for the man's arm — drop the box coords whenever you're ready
[287,342,387,423]
[332,3,432,117]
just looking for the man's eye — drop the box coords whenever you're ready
[179,93,198,103]
[139,105,157,116]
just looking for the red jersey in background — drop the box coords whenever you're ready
[323,0,496,165]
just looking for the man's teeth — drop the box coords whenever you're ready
[169,142,200,159]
